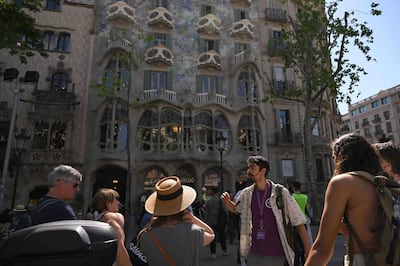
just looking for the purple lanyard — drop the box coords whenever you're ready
[256,187,269,229]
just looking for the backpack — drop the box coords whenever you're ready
[276,184,305,266]
[345,171,400,266]
[14,198,58,231]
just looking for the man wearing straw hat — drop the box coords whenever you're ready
[138,176,215,266]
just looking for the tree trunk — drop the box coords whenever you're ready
[303,105,321,221]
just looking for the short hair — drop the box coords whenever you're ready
[291,180,301,191]
[332,133,382,176]
[92,188,120,212]
[47,164,82,187]
[247,155,270,172]
[375,142,400,175]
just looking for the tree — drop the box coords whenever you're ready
[0,0,47,63]
[267,0,381,216]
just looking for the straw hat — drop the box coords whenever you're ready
[13,205,27,212]
[145,176,196,216]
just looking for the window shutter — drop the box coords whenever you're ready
[167,71,173,91]
[198,38,205,53]
[217,76,223,94]
[196,75,202,93]
[162,0,168,9]
[144,70,151,90]
[234,10,241,21]
[166,34,171,48]
[215,40,220,53]
[211,6,215,14]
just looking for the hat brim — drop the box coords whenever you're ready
[12,209,27,212]
[145,185,196,216]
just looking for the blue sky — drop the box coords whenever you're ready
[335,0,400,114]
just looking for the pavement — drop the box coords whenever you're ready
[199,225,346,266]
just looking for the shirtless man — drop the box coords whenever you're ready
[305,133,383,266]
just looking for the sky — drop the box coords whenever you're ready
[335,0,400,114]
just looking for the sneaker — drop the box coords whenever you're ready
[211,254,217,260]
[223,250,229,256]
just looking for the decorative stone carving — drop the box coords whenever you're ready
[106,1,136,30]
[145,45,174,66]
[147,7,174,30]
[197,14,221,37]
[230,19,254,41]
[197,50,222,70]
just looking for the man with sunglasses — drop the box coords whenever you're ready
[221,155,310,266]
[30,164,82,226]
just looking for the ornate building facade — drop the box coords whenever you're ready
[0,0,339,224]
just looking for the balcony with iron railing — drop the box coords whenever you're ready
[264,8,287,23]
[271,79,295,96]
[267,41,286,57]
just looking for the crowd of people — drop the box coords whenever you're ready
[0,132,398,266]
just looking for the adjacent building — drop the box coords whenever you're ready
[341,85,400,144]
[0,0,339,223]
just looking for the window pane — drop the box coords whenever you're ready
[47,0,60,10]
[57,33,70,52]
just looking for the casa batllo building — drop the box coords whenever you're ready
[0,0,339,221]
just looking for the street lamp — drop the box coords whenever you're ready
[216,133,227,192]
[11,129,30,209]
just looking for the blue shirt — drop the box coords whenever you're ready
[32,195,76,225]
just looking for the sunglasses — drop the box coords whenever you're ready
[59,179,80,188]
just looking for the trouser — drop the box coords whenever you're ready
[209,224,227,254]
[344,254,365,266]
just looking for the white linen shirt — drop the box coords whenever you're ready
[235,180,306,266]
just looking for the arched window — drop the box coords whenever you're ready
[160,109,181,152]
[214,111,229,149]
[137,109,159,152]
[194,111,213,152]
[237,66,257,103]
[51,72,68,91]
[99,103,128,153]
[105,54,129,97]
[237,113,261,153]
[183,109,193,152]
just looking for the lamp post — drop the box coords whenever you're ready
[11,129,30,209]
[1,68,22,211]
[0,68,39,211]
[216,133,227,193]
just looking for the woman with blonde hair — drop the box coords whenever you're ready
[93,188,132,266]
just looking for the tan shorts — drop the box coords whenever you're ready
[344,254,365,266]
